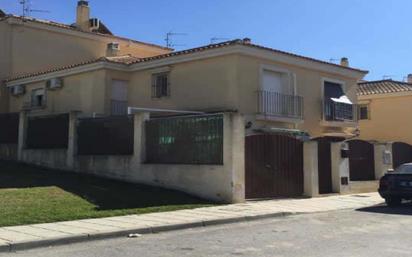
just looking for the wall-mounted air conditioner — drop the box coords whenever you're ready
[46,78,64,90]
[10,85,25,96]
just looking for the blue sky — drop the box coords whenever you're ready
[1,0,411,80]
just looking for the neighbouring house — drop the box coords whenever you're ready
[357,77,412,145]
[0,1,172,113]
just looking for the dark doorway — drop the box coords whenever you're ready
[392,142,412,169]
[348,140,375,181]
[245,134,303,199]
[315,137,344,194]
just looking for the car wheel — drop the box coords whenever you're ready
[385,197,402,207]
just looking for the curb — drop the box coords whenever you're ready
[1,211,293,253]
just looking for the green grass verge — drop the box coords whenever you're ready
[0,161,215,227]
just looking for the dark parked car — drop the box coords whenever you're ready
[379,163,412,206]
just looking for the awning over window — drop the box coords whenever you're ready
[330,95,352,104]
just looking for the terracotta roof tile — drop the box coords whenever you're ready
[4,56,141,82]
[130,39,368,74]
[357,80,412,96]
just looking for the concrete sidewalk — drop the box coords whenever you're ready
[0,193,383,253]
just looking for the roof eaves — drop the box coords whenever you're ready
[127,39,368,74]
[4,57,108,83]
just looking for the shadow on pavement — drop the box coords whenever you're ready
[357,201,412,216]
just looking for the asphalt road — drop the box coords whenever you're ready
[3,203,412,257]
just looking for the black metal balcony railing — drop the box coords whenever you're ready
[257,90,304,120]
[111,100,128,116]
[323,99,357,122]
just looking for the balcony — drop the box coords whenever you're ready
[257,90,304,122]
[321,99,357,127]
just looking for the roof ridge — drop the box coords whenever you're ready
[128,38,368,73]
[358,79,412,86]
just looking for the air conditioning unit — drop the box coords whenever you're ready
[89,18,100,31]
[46,78,63,90]
[10,85,25,96]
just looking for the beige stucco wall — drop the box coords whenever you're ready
[359,94,412,144]
[0,17,170,113]
[8,70,107,115]
[125,54,361,138]
[1,18,170,78]
[127,55,238,111]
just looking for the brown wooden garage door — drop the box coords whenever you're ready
[348,140,375,181]
[393,142,412,169]
[245,134,303,199]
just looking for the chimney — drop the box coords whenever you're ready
[408,74,412,84]
[76,1,90,31]
[243,38,252,44]
[340,57,349,67]
[106,42,120,57]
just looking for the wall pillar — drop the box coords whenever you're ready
[66,111,80,169]
[374,142,393,179]
[331,142,350,194]
[230,113,245,203]
[17,111,28,161]
[132,112,150,166]
[303,141,319,197]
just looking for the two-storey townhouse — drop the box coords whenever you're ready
[3,38,368,198]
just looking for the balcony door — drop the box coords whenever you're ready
[262,70,285,93]
[111,80,128,116]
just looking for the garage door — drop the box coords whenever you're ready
[245,134,303,199]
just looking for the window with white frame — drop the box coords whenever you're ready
[31,88,46,107]
[152,72,170,98]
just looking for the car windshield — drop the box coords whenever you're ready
[395,164,412,173]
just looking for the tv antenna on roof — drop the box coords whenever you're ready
[165,31,187,48]
[19,0,49,18]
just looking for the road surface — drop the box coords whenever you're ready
[2,203,412,257]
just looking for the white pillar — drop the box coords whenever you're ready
[132,112,150,166]
[303,141,319,197]
[17,111,27,161]
[66,111,80,169]
[331,142,350,194]
[374,142,393,180]
[230,113,245,203]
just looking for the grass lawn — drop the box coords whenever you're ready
[0,161,215,227]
